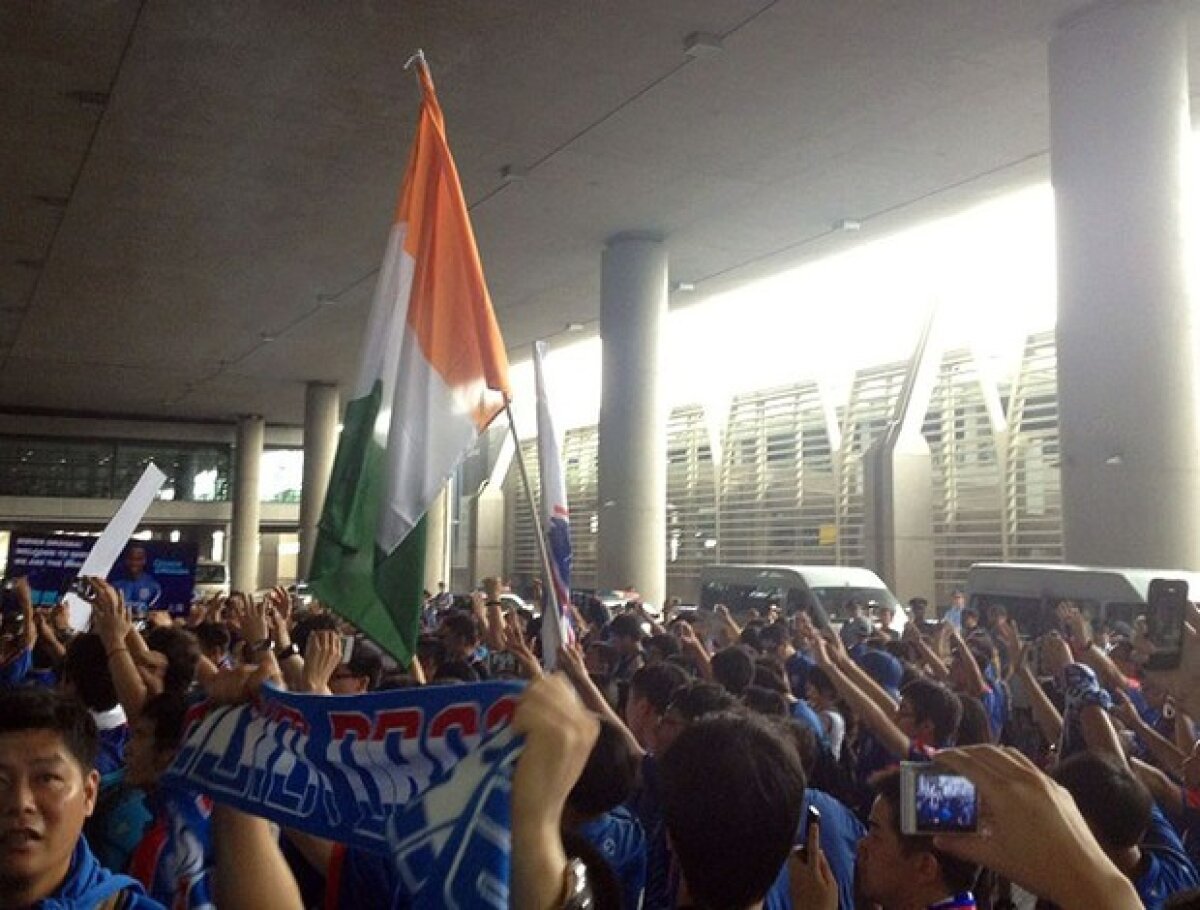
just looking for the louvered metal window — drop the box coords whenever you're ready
[836,363,909,567]
[1004,331,1063,563]
[500,332,1066,601]
[924,350,1006,605]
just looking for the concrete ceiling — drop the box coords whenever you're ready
[2,1,1196,424]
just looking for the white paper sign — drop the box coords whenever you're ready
[66,463,168,630]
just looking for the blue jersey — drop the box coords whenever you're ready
[630,753,672,910]
[129,789,216,910]
[114,575,162,615]
[765,788,866,910]
[53,838,163,910]
[0,645,31,686]
[579,807,647,910]
[1138,804,1200,910]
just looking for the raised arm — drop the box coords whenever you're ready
[557,642,644,760]
[213,806,304,910]
[1112,689,1186,776]
[808,633,909,759]
[90,577,151,720]
[996,620,1063,746]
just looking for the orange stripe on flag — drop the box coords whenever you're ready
[396,63,511,431]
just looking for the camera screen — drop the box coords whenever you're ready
[1152,598,1184,650]
[915,772,978,833]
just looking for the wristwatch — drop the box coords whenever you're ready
[275,642,301,660]
[558,857,593,909]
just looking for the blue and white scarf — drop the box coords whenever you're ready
[165,681,525,908]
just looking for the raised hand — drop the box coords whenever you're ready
[302,630,342,695]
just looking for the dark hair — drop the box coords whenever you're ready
[757,622,790,651]
[345,640,384,691]
[954,694,992,747]
[711,645,755,696]
[416,634,447,665]
[743,685,788,717]
[645,632,681,661]
[193,622,231,655]
[752,659,791,697]
[1052,751,1153,850]
[806,665,837,700]
[629,662,689,716]
[292,612,339,655]
[142,690,190,753]
[901,678,962,747]
[145,626,200,694]
[0,685,98,772]
[607,612,644,642]
[874,769,979,893]
[738,625,764,653]
[432,660,480,684]
[667,681,740,724]
[440,612,480,644]
[567,717,640,818]
[774,717,821,777]
[63,633,118,712]
[660,713,805,910]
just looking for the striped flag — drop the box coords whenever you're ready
[309,59,511,665]
[532,340,574,666]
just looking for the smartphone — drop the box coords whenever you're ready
[340,634,356,665]
[899,761,979,836]
[1145,578,1189,671]
[804,804,821,844]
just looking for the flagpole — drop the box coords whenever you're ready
[503,401,564,653]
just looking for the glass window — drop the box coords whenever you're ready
[260,449,303,503]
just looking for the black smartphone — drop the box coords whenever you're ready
[805,804,821,844]
[1145,578,1189,671]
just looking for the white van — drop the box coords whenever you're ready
[193,560,230,601]
[965,562,1200,636]
[698,564,903,629]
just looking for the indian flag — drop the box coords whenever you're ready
[309,59,511,665]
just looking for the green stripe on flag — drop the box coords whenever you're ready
[308,381,425,666]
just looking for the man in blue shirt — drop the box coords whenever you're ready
[112,545,162,617]
[0,685,163,909]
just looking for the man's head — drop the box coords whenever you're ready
[144,626,201,694]
[193,622,231,665]
[625,662,689,750]
[439,612,480,661]
[123,545,148,578]
[951,590,966,610]
[908,597,929,622]
[757,621,792,659]
[565,718,640,823]
[0,687,100,904]
[660,713,805,910]
[710,645,755,697]
[644,632,680,666]
[897,678,962,747]
[61,634,118,713]
[1052,752,1152,853]
[125,691,189,791]
[607,613,645,657]
[657,681,739,754]
[857,770,978,908]
[875,604,896,629]
[331,640,384,694]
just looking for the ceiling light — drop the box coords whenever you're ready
[260,333,276,343]
[683,32,723,57]
[316,293,339,306]
[500,165,529,183]
[565,322,584,333]
[670,281,696,293]
[833,219,862,232]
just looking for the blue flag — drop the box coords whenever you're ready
[165,681,525,908]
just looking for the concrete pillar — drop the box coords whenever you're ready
[298,382,339,579]
[423,485,451,594]
[470,485,506,585]
[230,415,264,592]
[1050,1,1200,569]
[597,232,668,604]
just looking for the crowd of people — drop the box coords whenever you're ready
[3,569,1200,909]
